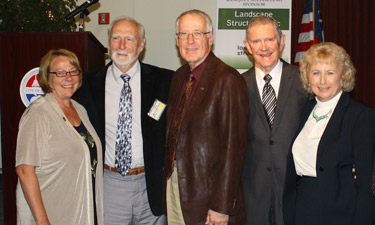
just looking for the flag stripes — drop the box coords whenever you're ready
[294,0,324,66]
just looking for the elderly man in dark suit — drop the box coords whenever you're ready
[76,16,173,225]
[241,16,310,225]
[163,9,249,225]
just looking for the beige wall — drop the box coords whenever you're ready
[78,0,217,70]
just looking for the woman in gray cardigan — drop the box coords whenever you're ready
[15,49,103,225]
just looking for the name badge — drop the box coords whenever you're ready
[147,99,166,121]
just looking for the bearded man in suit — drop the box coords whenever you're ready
[163,9,249,225]
[76,16,173,225]
[241,16,310,225]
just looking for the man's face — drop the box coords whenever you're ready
[244,23,285,74]
[109,19,145,72]
[176,14,214,70]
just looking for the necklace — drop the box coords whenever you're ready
[312,107,332,122]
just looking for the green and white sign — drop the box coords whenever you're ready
[215,0,292,72]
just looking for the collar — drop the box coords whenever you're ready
[110,60,140,83]
[255,59,282,80]
[188,51,212,80]
[316,91,343,107]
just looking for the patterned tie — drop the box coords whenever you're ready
[115,74,132,176]
[262,74,277,127]
[166,73,194,179]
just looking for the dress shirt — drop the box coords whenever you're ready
[292,91,342,177]
[255,59,283,99]
[172,53,211,121]
[105,61,144,168]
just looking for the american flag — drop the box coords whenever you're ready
[294,0,324,66]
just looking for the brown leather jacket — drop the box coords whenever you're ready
[163,53,249,225]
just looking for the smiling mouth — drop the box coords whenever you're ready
[186,47,198,51]
[62,85,74,88]
[116,52,129,57]
[318,87,330,91]
[259,52,272,57]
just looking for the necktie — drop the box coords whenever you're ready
[262,74,277,127]
[166,73,194,179]
[115,74,132,176]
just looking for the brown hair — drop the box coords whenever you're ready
[39,49,82,93]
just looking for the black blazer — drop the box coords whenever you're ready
[76,61,173,216]
[283,92,375,225]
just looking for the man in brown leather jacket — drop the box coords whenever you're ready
[163,9,249,225]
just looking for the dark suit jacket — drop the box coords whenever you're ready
[163,53,249,225]
[76,61,173,216]
[283,92,375,225]
[241,61,310,225]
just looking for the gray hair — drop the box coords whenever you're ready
[107,16,145,41]
[175,9,214,33]
[245,16,282,41]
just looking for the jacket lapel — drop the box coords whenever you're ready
[92,64,109,134]
[178,56,217,133]
[93,64,109,94]
[272,63,296,133]
[140,62,154,128]
[247,68,271,130]
[166,64,187,135]
[317,92,350,161]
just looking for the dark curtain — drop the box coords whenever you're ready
[292,0,375,109]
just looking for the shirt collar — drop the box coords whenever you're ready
[188,51,212,81]
[111,60,140,83]
[316,90,343,107]
[255,59,282,79]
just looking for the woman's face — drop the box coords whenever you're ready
[48,56,80,101]
[308,62,342,102]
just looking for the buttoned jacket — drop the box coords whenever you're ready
[241,62,310,225]
[283,92,375,225]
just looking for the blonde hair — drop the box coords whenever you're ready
[300,42,355,93]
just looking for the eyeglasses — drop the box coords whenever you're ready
[176,31,210,39]
[48,70,81,77]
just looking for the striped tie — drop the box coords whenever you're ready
[262,74,277,127]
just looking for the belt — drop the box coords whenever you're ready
[104,164,145,175]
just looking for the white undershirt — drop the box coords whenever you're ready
[104,61,144,168]
[292,91,342,177]
[255,59,283,99]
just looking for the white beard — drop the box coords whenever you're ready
[110,49,141,68]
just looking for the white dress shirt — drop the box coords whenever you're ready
[255,59,283,99]
[104,61,144,168]
[292,91,342,177]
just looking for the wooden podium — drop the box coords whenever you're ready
[0,32,106,225]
